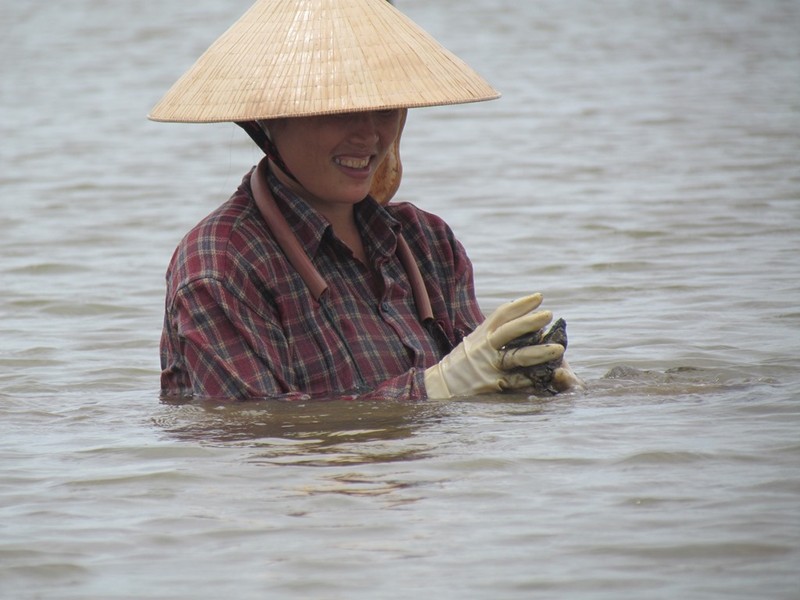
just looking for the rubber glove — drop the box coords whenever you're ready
[424,293,565,399]
[552,358,586,392]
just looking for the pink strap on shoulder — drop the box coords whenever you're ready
[250,158,328,301]
[395,234,434,322]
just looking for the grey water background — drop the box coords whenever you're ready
[2,0,799,598]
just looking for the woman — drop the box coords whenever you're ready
[149,0,580,400]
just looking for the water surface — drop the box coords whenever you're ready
[1,0,799,598]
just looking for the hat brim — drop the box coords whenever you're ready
[148,0,499,123]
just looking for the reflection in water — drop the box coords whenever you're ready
[153,398,452,505]
[155,397,443,455]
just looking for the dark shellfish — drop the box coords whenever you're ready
[502,318,568,394]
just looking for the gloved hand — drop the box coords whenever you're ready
[424,293,565,399]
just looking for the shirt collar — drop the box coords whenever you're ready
[356,195,402,260]
[266,169,330,258]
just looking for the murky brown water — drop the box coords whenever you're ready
[2,0,799,598]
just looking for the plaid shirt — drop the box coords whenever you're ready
[160,168,483,401]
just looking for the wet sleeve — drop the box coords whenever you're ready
[160,276,309,401]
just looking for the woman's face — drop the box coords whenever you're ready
[268,110,404,209]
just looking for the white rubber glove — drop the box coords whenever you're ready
[424,293,565,399]
[552,358,586,392]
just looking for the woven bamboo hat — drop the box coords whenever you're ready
[148,0,498,122]
[148,0,499,201]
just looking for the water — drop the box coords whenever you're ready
[2,0,799,598]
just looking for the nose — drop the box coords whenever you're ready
[349,112,380,144]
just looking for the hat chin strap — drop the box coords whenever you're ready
[237,120,300,185]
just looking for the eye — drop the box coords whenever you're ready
[375,109,399,119]
[327,113,351,121]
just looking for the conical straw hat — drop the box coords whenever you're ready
[148,0,499,122]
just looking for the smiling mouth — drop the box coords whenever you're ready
[334,156,371,170]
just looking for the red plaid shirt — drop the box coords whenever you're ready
[160,168,483,400]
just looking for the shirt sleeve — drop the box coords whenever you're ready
[161,276,300,400]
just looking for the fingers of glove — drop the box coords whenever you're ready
[552,366,586,392]
[489,309,553,350]
[498,371,542,391]
[497,343,564,370]
[485,293,543,331]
